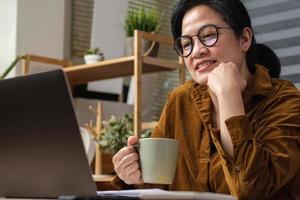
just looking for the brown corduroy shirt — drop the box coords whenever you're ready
[112,65,300,200]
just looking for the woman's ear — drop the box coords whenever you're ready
[240,27,253,52]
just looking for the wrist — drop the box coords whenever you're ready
[216,87,242,100]
[218,92,245,118]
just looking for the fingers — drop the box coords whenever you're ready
[208,62,246,95]
[216,62,238,73]
[119,167,142,185]
[117,151,139,170]
[128,169,143,185]
[112,147,135,164]
[125,161,140,175]
[113,136,138,163]
[112,146,142,185]
[127,136,138,146]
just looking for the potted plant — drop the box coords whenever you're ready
[94,113,151,174]
[84,47,104,64]
[0,55,26,80]
[123,7,162,56]
[96,114,151,155]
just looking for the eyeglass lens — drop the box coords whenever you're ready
[174,25,219,57]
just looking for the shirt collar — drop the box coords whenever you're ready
[242,64,273,105]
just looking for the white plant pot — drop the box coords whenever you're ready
[84,54,103,64]
[123,37,159,57]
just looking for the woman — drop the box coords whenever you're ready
[112,0,300,199]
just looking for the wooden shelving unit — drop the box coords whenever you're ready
[22,30,185,179]
[64,30,186,138]
[64,56,182,85]
[22,30,185,138]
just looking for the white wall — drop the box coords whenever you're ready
[17,0,62,57]
[0,0,71,78]
[91,0,129,60]
[89,0,157,121]
[87,0,129,95]
[0,0,18,78]
[15,0,71,74]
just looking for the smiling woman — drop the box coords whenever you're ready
[111,1,300,199]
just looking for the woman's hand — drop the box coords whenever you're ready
[112,136,143,185]
[207,62,247,157]
[207,62,247,96]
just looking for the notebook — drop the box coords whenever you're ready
[0,70,98,198]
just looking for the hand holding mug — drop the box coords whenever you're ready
[112,136,143,185]
[113,136,179,185]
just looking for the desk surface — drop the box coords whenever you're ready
[93,175,114,182]
[0,188,236,200]
[93,174,115,191]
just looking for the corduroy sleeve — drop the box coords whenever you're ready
[210,88,300,199]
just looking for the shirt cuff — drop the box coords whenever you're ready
[210,115,253,165]
[111,175,135,190]
[225,115,253,144]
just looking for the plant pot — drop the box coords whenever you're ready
[84,54,104,64]
[101,153,114,174]
[93,151,115,175]
[123,37,159,57]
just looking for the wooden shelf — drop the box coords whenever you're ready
[93,174,114,182]
[62,30,185,139]
[64,56,183,85]
[93,175,115,191]
[21,30,185,139]
[21,30,186,176]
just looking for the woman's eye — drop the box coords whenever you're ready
[182,42,191,50]
[202,33,216,40]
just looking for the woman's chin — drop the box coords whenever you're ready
[193,75,208,85]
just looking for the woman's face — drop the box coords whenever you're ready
[181,5,250,85]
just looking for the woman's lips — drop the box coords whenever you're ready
[195,60,217,73]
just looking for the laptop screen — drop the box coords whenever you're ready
[0,70,97,198]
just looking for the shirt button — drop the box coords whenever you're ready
[235,165,241,172]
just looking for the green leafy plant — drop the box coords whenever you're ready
[124,7,163,37]
[0,55,26,80]
[96,114,152,154]
[84,47,103,55]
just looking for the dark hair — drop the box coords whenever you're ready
[248,43,281,78]
[171,0,281,78]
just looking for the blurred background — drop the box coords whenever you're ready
[0,0,299,124]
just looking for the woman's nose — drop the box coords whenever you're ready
[191,38,208,58]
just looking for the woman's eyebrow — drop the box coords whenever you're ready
[181,23,217,36]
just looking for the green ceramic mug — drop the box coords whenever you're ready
[138,138,179,184]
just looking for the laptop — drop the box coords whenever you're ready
[0,70,98,198]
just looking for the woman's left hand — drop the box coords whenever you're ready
[207,62,247,96]
[207,62,247,157]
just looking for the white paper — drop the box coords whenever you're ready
[97,189,162,197]
[97,189,236,200]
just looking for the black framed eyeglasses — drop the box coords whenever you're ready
[174,24,232,57]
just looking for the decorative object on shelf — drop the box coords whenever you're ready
[96,113,152,155]
[84,47,104,64]
[123,7,163,57]
[0,55,26,79]
[80,127,97,164]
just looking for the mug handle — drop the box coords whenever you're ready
[131,143,140,152]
